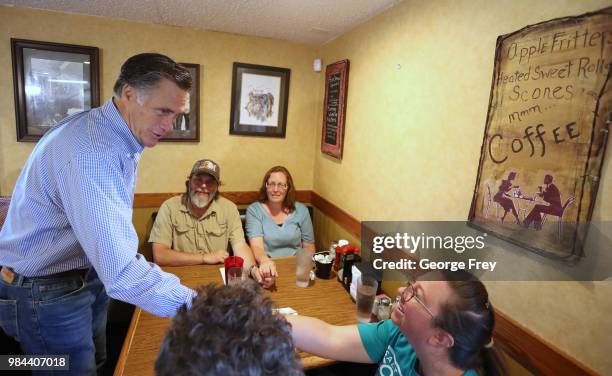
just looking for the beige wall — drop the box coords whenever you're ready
[312,207,360,252]
[0,5,318,195]
[2,1,612,373]
[315,0,612,373]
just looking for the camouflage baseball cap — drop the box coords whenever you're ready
[190,159,220,183]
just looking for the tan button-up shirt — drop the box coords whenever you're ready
[149,195,245,254]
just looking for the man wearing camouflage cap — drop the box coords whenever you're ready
[149,159,273,287]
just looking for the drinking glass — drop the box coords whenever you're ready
[356,275,378,322]
[295,248,313,287]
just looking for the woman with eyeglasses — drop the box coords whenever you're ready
[246,166,315,271]
[286,270,507,376]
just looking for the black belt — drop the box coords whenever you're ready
[1,266,90,285]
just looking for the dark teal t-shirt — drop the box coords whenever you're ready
[358,320,478,376]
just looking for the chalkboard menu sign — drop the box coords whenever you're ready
[321,60,349,159]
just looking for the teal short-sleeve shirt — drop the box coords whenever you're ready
[245,201,314,258]
[358,320,478,376]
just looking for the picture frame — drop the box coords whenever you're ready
[229,62,290,138]
[467,8,612,261]
[321,60,349,159]
[161,63,200,142]
[11,38,100,142]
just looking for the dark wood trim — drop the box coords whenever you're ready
[134,190,313,208]
[131,190,597,375]
[310,192,361,238]
[218,191,259,205]
[493,309,597,376]
[133,193,180,208]
[295,190,313,205]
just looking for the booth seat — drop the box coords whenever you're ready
[0,196,9,230]
[0,196,23,355]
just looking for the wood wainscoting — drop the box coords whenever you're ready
[134,191,312,208]
[133,190,596,376]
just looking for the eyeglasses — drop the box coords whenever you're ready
[266,182,288,190]
[191,176,218,187]
[400,281,434,318]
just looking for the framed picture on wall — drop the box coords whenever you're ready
[161,63,200,142]
[229,62,290,138]
[321,59,349,159]
[467,8,612,261]
[11,38,100,142]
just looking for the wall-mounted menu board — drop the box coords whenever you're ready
[321,60,349,159]
[468,7,612,260]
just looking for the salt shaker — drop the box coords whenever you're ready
[329,241,338,260]
[377,297,392,320]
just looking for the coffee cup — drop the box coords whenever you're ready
[313,252,333,279]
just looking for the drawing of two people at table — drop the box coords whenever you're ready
[492,172,562,230]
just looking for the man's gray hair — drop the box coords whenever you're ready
[113,53,192,97]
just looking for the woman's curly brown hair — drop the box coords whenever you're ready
[156,280,303,376]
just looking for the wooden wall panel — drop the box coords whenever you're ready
[134,190,312,208]
[131,190,596,375]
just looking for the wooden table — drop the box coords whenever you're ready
[113,257,359,376]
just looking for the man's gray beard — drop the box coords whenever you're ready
[190,188,215,208]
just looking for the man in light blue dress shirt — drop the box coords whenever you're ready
[0,53,195,375]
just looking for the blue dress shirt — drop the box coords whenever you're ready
[0,98,194,317]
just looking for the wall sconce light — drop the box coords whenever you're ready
[313,58,322,72]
